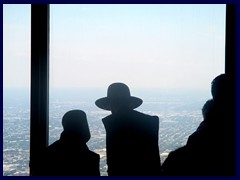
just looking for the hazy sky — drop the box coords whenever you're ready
[3,4,226,90]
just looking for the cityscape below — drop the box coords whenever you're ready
[3,88,211,176]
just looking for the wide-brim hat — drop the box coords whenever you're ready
[95,83,143,111]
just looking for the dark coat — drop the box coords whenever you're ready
[102,109,161,176]
[161,146,190,175]
[162,101,232,175]
[41,131,100,176]
[162,121,219,176]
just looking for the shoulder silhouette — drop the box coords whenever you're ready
[95,83,161,176]
[162,74,233,175]
[40,110,100,176]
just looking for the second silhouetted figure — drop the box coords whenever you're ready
[42,110,100,176]
[95,83,161,176]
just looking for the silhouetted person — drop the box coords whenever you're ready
[162,74,233,175]
[186,74,231,175]
[95,83,161,176]
[42,110,100,176]
[161,99,217,175]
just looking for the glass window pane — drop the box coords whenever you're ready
[3,4,31,176]
[49,4,225,175]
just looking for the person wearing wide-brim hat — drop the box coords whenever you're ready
[95,83,161,176]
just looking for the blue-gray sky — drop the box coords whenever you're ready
[3,4,225,90]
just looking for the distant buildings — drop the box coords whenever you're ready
[3,98,203,176]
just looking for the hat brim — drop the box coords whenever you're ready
[95,96,143,111]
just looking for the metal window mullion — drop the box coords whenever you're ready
[30,4,49,176]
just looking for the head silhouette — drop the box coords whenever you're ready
[95,82,143,114]
[202,99,215,120]
[62,110,90,143]
[211,74,227,103]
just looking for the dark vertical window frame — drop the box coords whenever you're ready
[225,4,236,175]
[30,4,49,176]
[225,4,235,76]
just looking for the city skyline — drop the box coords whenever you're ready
[3,90,205,176]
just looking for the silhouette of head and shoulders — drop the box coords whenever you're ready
[95,82,160,176]
[188,74,227,141]
[162,74,231,175]
[43,110,100,176]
